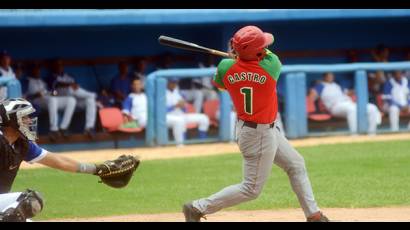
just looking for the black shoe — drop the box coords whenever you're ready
[48,131,60,142]
[307,211,330,222]
[59,129,70,139]
[84,128,96,140]
[182,202,204,222]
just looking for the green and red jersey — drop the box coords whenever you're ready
[212,49,282,124]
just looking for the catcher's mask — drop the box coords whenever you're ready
[0,98,38,141]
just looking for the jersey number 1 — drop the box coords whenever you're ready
[240,87,253,115]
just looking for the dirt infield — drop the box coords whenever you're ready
[21,132,410,169]
[49,207,410,222]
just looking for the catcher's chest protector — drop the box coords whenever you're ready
[0,135,28,194]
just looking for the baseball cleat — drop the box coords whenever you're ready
[307,211,329,222]
[182,202,205,222]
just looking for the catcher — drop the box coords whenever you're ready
[0,98,140,222]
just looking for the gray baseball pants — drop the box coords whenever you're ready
[192,119,320,218]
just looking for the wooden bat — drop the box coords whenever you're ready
[158,35,233,58]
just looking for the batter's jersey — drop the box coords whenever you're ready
[212,49,282,124]
[0,131,48,194]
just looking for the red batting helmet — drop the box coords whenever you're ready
[231,26,274,61]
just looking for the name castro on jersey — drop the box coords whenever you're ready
[227,72,267,85]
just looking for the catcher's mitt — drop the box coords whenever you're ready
[95,155,140,188]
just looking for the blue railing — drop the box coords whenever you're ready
[145,61,410,146]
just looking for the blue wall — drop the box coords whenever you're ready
[2,17,410,96]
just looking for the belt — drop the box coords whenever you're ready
[242,120,275,129]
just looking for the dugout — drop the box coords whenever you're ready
[1,9,410,150]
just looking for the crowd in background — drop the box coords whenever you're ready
[1,44,410,145]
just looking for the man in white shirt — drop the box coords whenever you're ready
[313,72,381,135]
[26,64,76,141]
[122,77,148,128]
[382,70,410,131]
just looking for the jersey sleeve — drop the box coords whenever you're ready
[259,49,282,81]
[122,95,132,115]
[212,59,235,89]
[24,141,48,164]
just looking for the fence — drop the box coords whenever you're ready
[144,61,410,146]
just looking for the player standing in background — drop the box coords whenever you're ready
[182,26,329,222]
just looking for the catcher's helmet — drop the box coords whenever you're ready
[231,25,274,61]
[0,98,38,141]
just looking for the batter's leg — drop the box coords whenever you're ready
[192,121,278,215]
[273,126,320,218]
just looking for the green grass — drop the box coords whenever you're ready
[12,140,410,220]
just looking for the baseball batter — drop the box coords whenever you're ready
[182,26,329,222]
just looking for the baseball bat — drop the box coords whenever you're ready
[158,35,233,58]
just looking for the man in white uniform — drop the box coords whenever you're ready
[167,78,210,146]
[26,64,77,141]
[382,70,410,131]
[313,72,381,135]
[47,59,97,138]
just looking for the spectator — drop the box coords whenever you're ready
[132,59,147,87]
[368,44,390,104]
[313,72,382,135]
[47,59,97,139]
[121,77,148,129]
[110,61,132,108]
[26,64,77,141]
[167,78,210,146]
[382,70,410,131]
[0,51,16,101]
